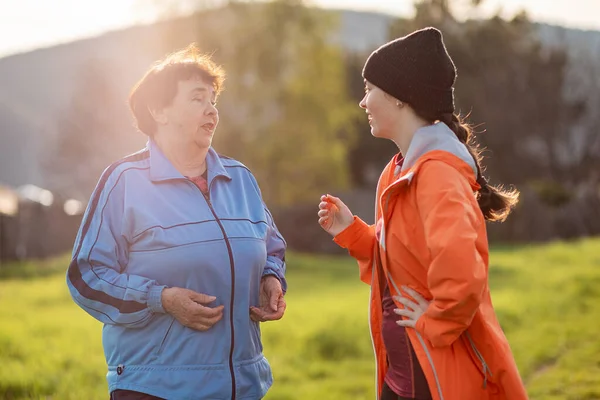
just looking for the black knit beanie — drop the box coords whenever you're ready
[362,27,456,119]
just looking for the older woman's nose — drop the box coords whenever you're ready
[205,103,217,115]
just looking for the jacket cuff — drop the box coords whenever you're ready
[333,216,372,249]
[415,315,457,348]
[148,285,167,314]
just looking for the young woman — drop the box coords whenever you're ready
[318,27,528,400]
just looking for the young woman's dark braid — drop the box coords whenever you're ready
[439,112,518,222]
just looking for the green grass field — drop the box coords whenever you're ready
[1,238,600,399]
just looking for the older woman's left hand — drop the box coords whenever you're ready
[393,286,430,328]
[250,275,286,322]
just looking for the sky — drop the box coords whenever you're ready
[0,0,599,58]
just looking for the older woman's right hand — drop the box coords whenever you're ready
[161,288,224,331]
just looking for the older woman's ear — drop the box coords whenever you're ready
[148,105,168,125]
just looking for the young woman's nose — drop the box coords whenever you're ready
[359,95,367,109]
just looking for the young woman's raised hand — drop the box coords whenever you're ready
[318,194,354,237]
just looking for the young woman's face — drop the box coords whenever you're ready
[161,76,219,148]
[359,80,403,140]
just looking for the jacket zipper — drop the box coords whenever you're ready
[191,179,237,400]
[368,259,379,400]
[465,332,493,389]
[372,177,383,400]
[380,181,443,397]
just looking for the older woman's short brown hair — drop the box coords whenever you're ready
[129,43,225,136]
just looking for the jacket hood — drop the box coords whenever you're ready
[400,122,479,190]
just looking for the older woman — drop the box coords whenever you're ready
[66,44,287,400]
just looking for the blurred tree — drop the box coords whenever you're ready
[387,1,585,188]
[173,0,360,206]
[568,52,600,185]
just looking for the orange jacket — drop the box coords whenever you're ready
[334,123,528,400]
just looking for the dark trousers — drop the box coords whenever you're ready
[381,381,429,400]
[110,390,164,400]
[112,384,419,400]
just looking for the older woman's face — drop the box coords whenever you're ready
[163,76,219,148]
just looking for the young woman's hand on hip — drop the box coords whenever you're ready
[318,194,354,237]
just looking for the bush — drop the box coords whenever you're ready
[531,180,572,208]
[304,317,371,361]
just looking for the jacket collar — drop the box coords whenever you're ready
[399,122,478,181]
[148,139,231,183]
[380,123,480,216]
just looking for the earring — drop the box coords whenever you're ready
[396,101,403,108]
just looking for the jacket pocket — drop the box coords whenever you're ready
[153,316,176,359]
[463,331,494,388]
[250,320,263,354]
